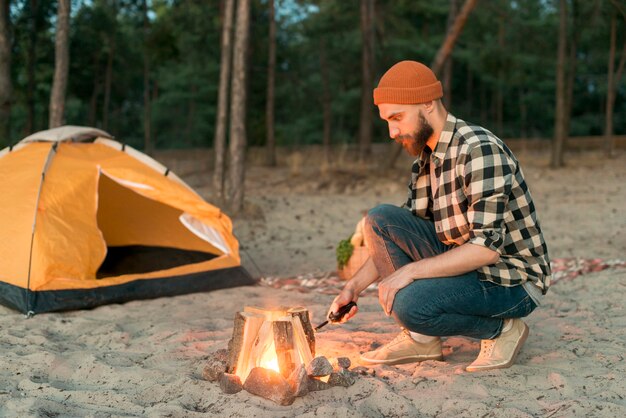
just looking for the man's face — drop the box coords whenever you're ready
[378,103,433,156]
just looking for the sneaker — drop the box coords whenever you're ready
[359,329,443,365]
[466,318,529,372]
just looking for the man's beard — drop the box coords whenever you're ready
[396,114,434,156]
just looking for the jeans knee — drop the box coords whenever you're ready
[364,204,401,234]
[391,285,427,328]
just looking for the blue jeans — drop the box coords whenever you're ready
[363,204,537,340]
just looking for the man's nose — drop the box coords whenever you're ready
[389,127,399,139]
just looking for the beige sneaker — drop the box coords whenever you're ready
[359,330,443,365]
[466,318,529,372]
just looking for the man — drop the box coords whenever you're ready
[329,60,550,372]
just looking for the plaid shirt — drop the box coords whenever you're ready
[404,113,551,293]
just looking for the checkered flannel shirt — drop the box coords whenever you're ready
[404,113,551,293]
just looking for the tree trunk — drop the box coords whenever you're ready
[142,0,152,154]
[605,10,626,157]
[320,38,332,166]
[442,0,458,108]
[265,0,277,166]
[26,0,39,134]
[214,0,235,202]
[358,0,374,163]
[496,14,504,135]
[519,89,527,138]
[431,0,478,76]
[102,38,115,131]
[88,61,101,127]
[228,0,251,214]
[0,0,11,145]
[49,0,70,128]
[551,0,567,168]
[563,0,578,151]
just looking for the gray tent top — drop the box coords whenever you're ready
[20,126,113,144]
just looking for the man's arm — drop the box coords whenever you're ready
[329,256,379,322]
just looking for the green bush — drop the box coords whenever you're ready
[336,237,354,269]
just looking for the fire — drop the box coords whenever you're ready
[258,341,281,373]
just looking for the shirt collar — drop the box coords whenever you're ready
[430,113,457,165]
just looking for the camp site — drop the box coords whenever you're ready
[0,1,625,416]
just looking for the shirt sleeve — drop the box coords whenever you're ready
[462,142,515,254]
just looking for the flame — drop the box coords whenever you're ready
[258,340,281,374]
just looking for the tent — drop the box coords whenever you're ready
[0,126,255,315]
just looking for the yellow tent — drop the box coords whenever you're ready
[0,126,254,315]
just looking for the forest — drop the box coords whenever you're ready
[0,1,624,181]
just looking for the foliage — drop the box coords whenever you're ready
[3,0,625,148]
[336,236,354,269]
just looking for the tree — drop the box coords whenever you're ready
[552,0,568,168]
[0,0,11,144]
[431,0,478,75]
[358,0,375,163]
[142,0,152,154]
[604,5,626,157]
[214,0,235,202]
[265,0,277,166]
[49,0,70,128]
[228,0,251,213]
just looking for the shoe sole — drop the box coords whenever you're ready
[465,322,529,372]
[359,353,444,366]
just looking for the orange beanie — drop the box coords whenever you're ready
[373,61,443,105]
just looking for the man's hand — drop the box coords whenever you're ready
[328,287,359,324]
[378,263,416,316]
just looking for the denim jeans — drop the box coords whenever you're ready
[363,204,537,340]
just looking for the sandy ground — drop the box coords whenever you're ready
[1,146,625,417]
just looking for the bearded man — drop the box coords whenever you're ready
[329,60,551,372]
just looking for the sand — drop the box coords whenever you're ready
[1,147,625,417]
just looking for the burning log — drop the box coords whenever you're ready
[227,306,315,382]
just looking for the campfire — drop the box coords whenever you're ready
[202,306,357,405]
[228,306,316,381]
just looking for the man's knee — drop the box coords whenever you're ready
[364,204,403,234]
[391,282,434,328]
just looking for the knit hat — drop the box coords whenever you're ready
[373,61,443,105]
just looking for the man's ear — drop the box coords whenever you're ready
[422,101,434,113]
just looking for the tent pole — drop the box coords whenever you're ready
[24,142,59,318]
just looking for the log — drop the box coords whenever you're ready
[227,311,265,375]
[287,307,316,357]
[226,311,246,373]
[273,319,296,378]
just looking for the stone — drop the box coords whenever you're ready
[351,366,373,376]
[219,373,242,394]
[243,367,296,406]
[337,357,351,369]
[306,356,333,377]
[328,369,356,387]
[212,348,229,363]
[307,376,331,392]
[288,364,309,397]
[202,357,227,382]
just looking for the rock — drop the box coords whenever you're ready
[306,356,333,377]
[243,367,296,406]
[202,357,227,382]
[328,369,356,387]
[337,357,351,369]
[212,348,229,363]
[288,364,309,397]
[351,366,373,376]
[307,376,331,392]
[219,373,242,394]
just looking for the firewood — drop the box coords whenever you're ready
[227,311,265,374]
[287,307,316,356]
[273,319,296,378]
